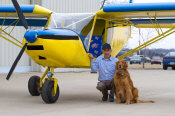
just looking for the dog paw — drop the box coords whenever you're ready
[125,101,130,105]
[151,100,155,103]
[116,100,121,104]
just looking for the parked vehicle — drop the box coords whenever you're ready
[116,50,129,62]
[138,55,144,58]
[163,51,175,70]
[116,50,127,57]
[130,55,142,64]
[143,57,151,63]
[151,56,162,64]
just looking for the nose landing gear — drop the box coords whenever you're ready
[28,67,59,103]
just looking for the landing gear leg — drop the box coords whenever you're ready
[41,67,59,103]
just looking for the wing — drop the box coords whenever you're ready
[97,2,175,28]
[97,2,175,19]
[96,2,175,57]
[0,5,52,18]
[0,5,52,49]
[129,19,175,28]
[0,5,52,27]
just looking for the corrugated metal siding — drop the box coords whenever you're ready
[0,0,30,5]
[0,0,30,67]
[0,0,43,72]
[42,0,100,13]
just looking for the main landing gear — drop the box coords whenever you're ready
[28,67,60,103]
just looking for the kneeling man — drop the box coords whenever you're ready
[89,43,118,102]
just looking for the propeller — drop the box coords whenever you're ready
[6,0,29,80]
[100,0,106,9]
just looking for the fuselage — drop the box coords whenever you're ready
[24,29,91,68]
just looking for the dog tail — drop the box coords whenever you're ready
[137,100,155,103]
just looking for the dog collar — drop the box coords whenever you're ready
[121,73,125,76]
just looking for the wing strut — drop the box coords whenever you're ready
[118,27,175,59]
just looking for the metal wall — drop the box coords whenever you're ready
[0,0,31,73]
[42,0,100,13]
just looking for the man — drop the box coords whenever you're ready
[89,43,118,102]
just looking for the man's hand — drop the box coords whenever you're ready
[89,53,94,59]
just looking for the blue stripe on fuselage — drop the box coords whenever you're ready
[0,5,34,13]
[103,2,175,12]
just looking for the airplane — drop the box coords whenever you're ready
[1,0,175,103]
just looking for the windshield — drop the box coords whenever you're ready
[165,52,175,57]
[131,56,141,59]
[48,13,95,51]
[145,57,150,60]
[48,13,94,31]
[152,56,161,60]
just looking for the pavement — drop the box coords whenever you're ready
[1,69,175,116]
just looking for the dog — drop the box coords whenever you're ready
[114,60,154,104]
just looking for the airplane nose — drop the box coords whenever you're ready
[24,30,38,43]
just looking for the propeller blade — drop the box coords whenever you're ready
[11,0,28,30]
[100,0,106,9]
[6,43,28,80]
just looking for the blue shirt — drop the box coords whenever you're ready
[91,56,118,81]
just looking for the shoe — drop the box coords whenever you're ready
[102,95,108,101]
[109,95,114,102]
[102,92,108,101]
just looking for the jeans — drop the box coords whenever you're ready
[96,78,115,98]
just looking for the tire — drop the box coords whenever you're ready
[130,62,132,64]
[41,80,59,103]
[172,67,175,70]
[28,76,40,96]
[163,66,168,70]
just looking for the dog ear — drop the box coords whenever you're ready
[116,61,119,70]
[124,61,128,70]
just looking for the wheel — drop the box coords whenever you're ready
[172,67,175,70]
[130,62,132,64]
[139,62,141,64]
[28,75,40,96]
[41,80,59,103]
[163,66,168,70]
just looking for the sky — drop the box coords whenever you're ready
[124,0,175,49]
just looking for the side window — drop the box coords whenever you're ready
[166,53,170,57]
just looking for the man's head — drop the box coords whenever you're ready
[102,43,112,59]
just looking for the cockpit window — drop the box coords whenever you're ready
[48,13,95,51]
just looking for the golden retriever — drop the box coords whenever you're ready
[114,60,154,104]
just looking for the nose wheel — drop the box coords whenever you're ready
[28,67,60,103]
[28,75,41,96]
[41,80,59,103]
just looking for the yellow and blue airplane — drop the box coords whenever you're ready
[1,0,175,103]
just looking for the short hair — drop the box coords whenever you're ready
[102,43,111,50]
